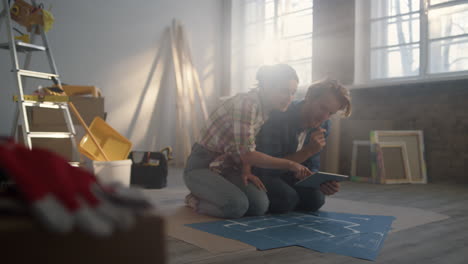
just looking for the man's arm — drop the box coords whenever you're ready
[283,128,326,164]
[302,120,331,172]
[300,121,340,195]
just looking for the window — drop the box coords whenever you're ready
[370,0,421,79]
[232,0,313,93]
[355,0,468,84]
[428,0,468,73]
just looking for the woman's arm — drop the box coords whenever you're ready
[241,151,293,169]
[283,148,317,164]
[241,163,267,191]
[241,151,312,179]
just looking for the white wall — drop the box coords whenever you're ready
[0,0,225,154]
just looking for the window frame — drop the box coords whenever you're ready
[353,0,468,88]
[231,0,314,94]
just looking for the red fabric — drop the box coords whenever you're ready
[0,139,153,236]
[29,147,81,211]
[72,166,100,207]
[0,143,48,202]
[0,141,102,211]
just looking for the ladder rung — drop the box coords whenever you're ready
[28,132,74,139]
[22,101,67,108]
[17,69,59,79]
[15,95,69,104]
[0,41,46,52]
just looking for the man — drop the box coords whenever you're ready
[253,79,352,213]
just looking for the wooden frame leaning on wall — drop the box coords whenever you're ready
[350,140,373,183]
[372,141,412,184]
[370,130,427,184]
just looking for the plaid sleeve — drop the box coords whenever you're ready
[231,97,258,156]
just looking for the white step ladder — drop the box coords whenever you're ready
[0,0,78,161]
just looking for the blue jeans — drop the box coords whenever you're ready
[183,144,269,218]
[260,173,325,214]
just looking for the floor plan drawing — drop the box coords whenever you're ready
[187,211,395,261]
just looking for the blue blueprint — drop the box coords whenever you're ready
[187,211,395,261]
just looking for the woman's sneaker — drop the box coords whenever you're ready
[184,193,199,212]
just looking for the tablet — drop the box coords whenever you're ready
[294,171,349,188]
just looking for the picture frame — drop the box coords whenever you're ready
[350,140,373,183]
[370,130,427,184]
[371,141,412,184]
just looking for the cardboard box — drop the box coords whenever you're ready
[29,96,105,127]
[18,125,85,162]
[32,137,75,161]
[0,212,166,264]
[19,96,105,162]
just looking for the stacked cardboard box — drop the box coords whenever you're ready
[20,96,105,162]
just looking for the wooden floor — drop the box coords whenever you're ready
[165,181,468,264]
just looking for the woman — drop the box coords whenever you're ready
[184,64,312,218]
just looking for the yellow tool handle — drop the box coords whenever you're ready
[68,102,110,161]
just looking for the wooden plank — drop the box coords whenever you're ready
[170,20,192,165]
[178,22,209,121]
[169,20,209,166]
[177,22,201,146]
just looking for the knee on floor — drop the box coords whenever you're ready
[219,196,249,219]
[246,195,270,216]
[269,191,299,214]
[300,192,325,212]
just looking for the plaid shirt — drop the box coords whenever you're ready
[199,89,267,166]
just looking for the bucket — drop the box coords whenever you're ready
[79,117,132,161]
[90,159,132,187]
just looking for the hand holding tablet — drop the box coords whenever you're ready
[294,171,349,188]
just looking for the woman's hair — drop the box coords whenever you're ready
[256,64,299,90]
[305,78,352,117]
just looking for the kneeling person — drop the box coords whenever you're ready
[253,79,351,213]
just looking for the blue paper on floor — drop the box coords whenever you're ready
[186,211,395,261]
